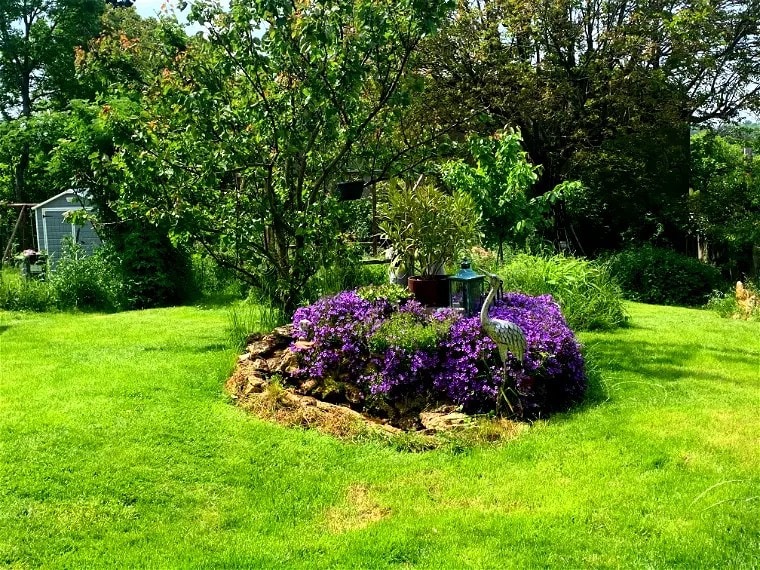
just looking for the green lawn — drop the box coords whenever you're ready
[1,303,758,568]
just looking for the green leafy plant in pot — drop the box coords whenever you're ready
[379,176,480,306]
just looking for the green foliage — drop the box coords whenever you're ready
[110,226,195,309]
[47,241,125,311]
[419,0,760,253]
[0,0,104,117]
[496,253,627,331]
[378,178,480,277]
[689,131,760,274]
[356,283,412,305]
[368,312,450,353]
[0,269,55,312]
[109,0,453,312]
[606,245,724,306]
[441,129,582,258]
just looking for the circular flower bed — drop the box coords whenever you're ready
[291,288,586,423]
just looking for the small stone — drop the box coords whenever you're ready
[419,411,472,431]
[300,396,317,407]
[238,353,251,363]
[243,377,267,395]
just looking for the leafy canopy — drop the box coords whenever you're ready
[114,0,452,311]
[441,129,581,258]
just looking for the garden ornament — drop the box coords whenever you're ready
[480,274,527,364]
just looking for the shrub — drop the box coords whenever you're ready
[48,242,125,311]
[112,228,194,309]
[495,253,627,330]
[606,245,723,306]
[291,289,586,420]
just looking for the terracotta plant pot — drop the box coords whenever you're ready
[407,275,450,307]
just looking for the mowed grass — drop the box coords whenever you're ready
[0,302,758,568]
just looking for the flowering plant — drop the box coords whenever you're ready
[291,289,586,420]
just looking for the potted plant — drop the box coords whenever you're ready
[379,176,480,306]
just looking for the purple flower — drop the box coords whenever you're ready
[291,289,587,419]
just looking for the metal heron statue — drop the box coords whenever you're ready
[481,273,527,415]
[480,274,527,365]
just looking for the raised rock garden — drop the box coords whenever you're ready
[226,287,588,443]
[226,325,477,437]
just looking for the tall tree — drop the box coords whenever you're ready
[690,130,759,275]
[0,0,104,201]
[419,0,760,252]
[112,0,452,311]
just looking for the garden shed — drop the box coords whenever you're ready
[32,190,101,260]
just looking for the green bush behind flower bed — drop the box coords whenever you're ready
[606,245,723,306]
[492,253,627,331]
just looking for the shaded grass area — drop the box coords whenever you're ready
[0,303,758,568]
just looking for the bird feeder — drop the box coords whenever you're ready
[449,260,485,317]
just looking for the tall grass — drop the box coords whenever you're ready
[305,261,387,302]
[496,253,627,330]
[227,301,286,348]
[0,268,55,311]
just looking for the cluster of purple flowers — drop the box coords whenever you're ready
[291,290,587,418]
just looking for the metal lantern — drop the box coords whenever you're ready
[449,260,485,316]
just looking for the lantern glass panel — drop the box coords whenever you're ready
[449,261,485,317]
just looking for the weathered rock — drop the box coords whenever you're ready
[246,340,275,358]
[419,411,472,431]
[299,379,319,394]
[244,332,264,346]
[273,350,300,375]
[243,377,267,395]
[273,325,294,337]
[251,358,270,373]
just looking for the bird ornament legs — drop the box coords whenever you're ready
[480,274,528,414]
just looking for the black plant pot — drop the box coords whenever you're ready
[407,275,450,307]
[337,180,365,200]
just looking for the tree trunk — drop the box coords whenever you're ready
[14,145,30,202]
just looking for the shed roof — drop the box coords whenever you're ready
[32,189,91,210]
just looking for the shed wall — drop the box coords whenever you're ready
[35,194,101,259]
